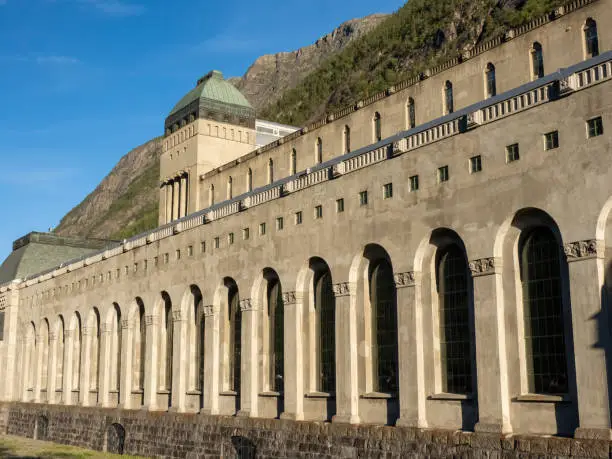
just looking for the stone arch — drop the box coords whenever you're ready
[55,315,66,392]
[157,291,173,399]
[87,307,101,394]
[105,423,126,455]
[69,312,82,392]
[230,435,256,459]
[23,322,36,398]
[40,318,50,393]
[497,207,578,435]
[182,285,204,396]
[34,415,49,440]
[128,298,146,395]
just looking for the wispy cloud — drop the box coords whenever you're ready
[0,54,80,65]
[78,0,145,16]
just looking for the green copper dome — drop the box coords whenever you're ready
[165,70,255,131]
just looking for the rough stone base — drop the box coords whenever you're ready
[2,402,611,458]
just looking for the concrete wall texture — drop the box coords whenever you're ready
[1,0,612,456]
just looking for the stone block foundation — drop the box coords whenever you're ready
[1,403,611,458]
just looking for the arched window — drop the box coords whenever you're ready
[485,63,496,98]
[373,112,382,142]
[27,323,36,391]
[267,158,274,184]
[444,81,454,114]
[290,149,297,175]
[110,305,121,394]
[437,245,473,394]
[531,42,544,79]
[407,98,416,129]
[584,18,599,58]
[56,317,65,391]
[227,176,233,200]
[89,310,100,390]
[186,287,203,393]
[268,278,284,393]
[343,125,351,153]
[41,320,49,391]
[159,293,173,392]
[228,284,241,393]
[520,227,568,394]
[247,168,253,192]
[209,184,214,207]
[133,300,145,391]
[71,314,81,391]
[316,138,323,164]
[315,269,335,393]
[370,260,399,393]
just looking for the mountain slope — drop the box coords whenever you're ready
[230,14,388,111]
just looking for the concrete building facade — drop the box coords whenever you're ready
[1,0,612,455]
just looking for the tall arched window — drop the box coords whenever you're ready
[268,277,284,393]
[247,168,253,192]
[485,63,496,98]
[267,158,274,184]
[187,286,204,392]
[159,293,173,392]
[27,323,36,391]
[41,320,49,391]
[343,125,351,153]
[110,304,121,394]
[444,81,454,114]
[584,18,599,58]
[133,300,145,392]
[520,227,568,394]
[228,283,241,393]
[370,260,399,393]
[90,310,100,390]
[531,42,544,79]
[209,184,214,207]
[56,317,65,391]
[315,269,335,393]
[72,314,81,391]
[316,138,323,164]
[373,112,382,142]
[227,176,233,200]
[437,245,473,394]
[290,149,297,175]
[407,98,416,129]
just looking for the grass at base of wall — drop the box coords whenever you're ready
[0,434,144,459]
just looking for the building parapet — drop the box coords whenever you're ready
[12,51,612,291]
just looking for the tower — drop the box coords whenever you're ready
[159,70,256,224]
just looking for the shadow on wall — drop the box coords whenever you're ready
[597,260,612,426]
[105,423,125,455]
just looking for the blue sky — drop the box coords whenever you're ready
[0,0,405,262]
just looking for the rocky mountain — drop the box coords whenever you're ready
[229,14,389,111]
[54,0,567,240]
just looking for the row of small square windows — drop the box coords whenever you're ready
[36,118,604,298]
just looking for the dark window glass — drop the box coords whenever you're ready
[359,191,368,206]
[544,131,559,150]
[532,43,544,79]
[344,126,351,153]
[486,64,496,97]
[383,183,393,199]
[268,279,284,393]
[507,143,520,163]
[374,113,382,142]
[410,175,419,192]
[336,198,344,213]
[138,303,145,390]
[438,166,449,183]
[521,228,568,394]
[587,117,604,138]
[316,271,335,393]
[445,81,454,114]
[470,155,482,173]
[315,205,323,219]
[408,98,416,129]
[437,246,473,394]
[585,19,599,57]
[371,260,399,393]
[165,300,173,390]
[229,287,241,393]
[295,211,303,225]
[316,138,323,163]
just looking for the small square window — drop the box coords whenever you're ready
[438,165,449,183]
[214,237,220,249]
[470,155,482,173]
[506,143,520,163]
[336,198,344,213]
[314,205,323,219]
[295,211,303,225]
[544,131,559,150]
[359,190,368,206]
[187,245,193,257]
[409,175,419,192]
[243,228,250,240]
[259,222,266,235]
[200,241,206,253]
[383,183,393,199]
[276,217,284,231]
[587,116,603,138]
[228,232,234,245]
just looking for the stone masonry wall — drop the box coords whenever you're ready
[2,403,611,458]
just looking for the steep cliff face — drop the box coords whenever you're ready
[54,137,161,240]
[230,14,389,111]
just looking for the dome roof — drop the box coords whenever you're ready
[166,71,254,129]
